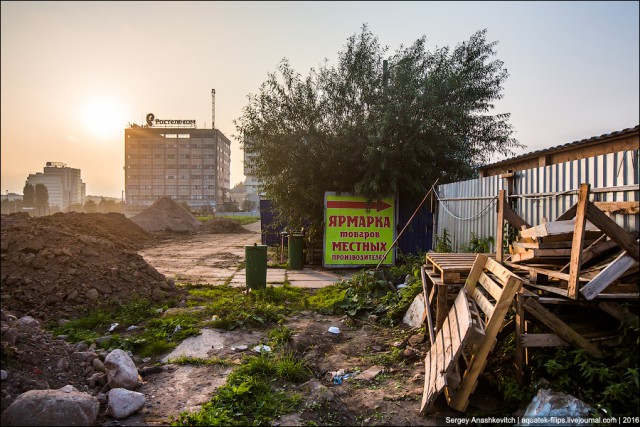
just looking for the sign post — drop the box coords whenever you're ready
[323,192,395,267]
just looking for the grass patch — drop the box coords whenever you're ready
[171,353,303,426]
[185,283,308,330]
[168,355,231,366]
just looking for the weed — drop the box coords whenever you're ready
[435,228,453,253]
[275,351,312,383]
[267,324,294,348]
[460,232,494,253]
[168,356,230,366]
[172,353,301,426]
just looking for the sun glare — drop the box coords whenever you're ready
[81,97,126,140]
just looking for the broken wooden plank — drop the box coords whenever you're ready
[567,183,590,300]
[522,298,604,358]
[505,262,591,282]
[513,239,597,249]
[586,201,639,261]
[521,333,570,347]
[559,236,617,273]
[519,219,599,239]
[580,250,640,300]
[593,201,640,215]
[510,248,573,263]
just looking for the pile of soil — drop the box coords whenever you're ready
[198,217,253,234]
[0,309,105,413]
[131,197,202,233]
[0,212,186,322]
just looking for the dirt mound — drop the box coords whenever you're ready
[0,212,186,322]
[199,218,253,234]
[131,197,202,233]
[0,309,105,414]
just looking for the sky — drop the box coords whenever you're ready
[1,1,638,199]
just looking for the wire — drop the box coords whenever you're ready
[435,188,497,221]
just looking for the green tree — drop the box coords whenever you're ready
[34,183,49,216]
[22,183,35,208]
[236,26,521,236]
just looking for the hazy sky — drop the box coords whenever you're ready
[2,1,638,198]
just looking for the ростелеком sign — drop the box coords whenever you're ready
[323,192,395,267]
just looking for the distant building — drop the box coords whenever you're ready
[243,141,262,210]
[25,162,86,210]
[124,117,231,216]
[229,182,246,205]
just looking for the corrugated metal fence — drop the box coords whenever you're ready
[435,149,639,252]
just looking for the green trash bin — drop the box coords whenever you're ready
[245,243,267,290]
[288,234,304,270]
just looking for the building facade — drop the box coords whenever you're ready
[124,124,231,215]
[26,162,86,210]
[243,143,262,210]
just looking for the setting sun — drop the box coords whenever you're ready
[80,97,126,140]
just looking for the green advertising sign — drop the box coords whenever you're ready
[323,192,395,267]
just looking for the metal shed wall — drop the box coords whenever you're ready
[435,149,639,252]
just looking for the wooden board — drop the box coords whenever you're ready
[519,219,600,239]
[420,290,483,414]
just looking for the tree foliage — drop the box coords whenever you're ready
[235,25,521,237]
[22,183,35,208]
[34,183,49,216]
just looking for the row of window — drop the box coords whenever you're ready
[127,185,216,190]
[127,154,219,159]
[129,195,216,200]
[127,164,215,169]
[126,143,219,149]
[126,175,216,180]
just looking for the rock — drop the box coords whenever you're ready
[71,351,99,364]
[74,342,89,352]
[88,372,107,387]
[356,365,384,382]
[402,292,426,328]
[106,388,146,419]
[97,393,108,405]
[18,315,39,327]
[0,389,99,426]
[105,349,139,390]
[85,288,99,301]
[56,358,69,371]
[59,385,79,393]
[139,366,163,376]
[92,358,106,372]
[408,333,425,347]
[1,370,8,380]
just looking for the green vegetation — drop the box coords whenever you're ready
[481,310,640,418]
[236,25,520,237]
[196,215,260,225]
[167,355,231,366]
[460,232,494,253]
[434,229,453,253]
[171,353,307,426]
[183,283,308,330]
[308,254,423,326]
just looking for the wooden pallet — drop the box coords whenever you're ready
[420,289,485,414]
[425,253,495,284]
[421,254,523,414]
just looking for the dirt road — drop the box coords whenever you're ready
[128,221,446,426]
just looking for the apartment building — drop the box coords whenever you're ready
[25,162,86,210]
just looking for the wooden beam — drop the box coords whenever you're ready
[523,298,604,358]
[515,291,525,383]
[579,250,639,300]
[496,190,505,264]
[503,201,531,229]
[586,201,639,261]
[559,235,612,273]
[567,184,590,299]
[521,333,570,347]
[435,284,448,333]
[556,203,577,221]
[598,301,639,324]
[593,201,640,215]
[421,266,435,345]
